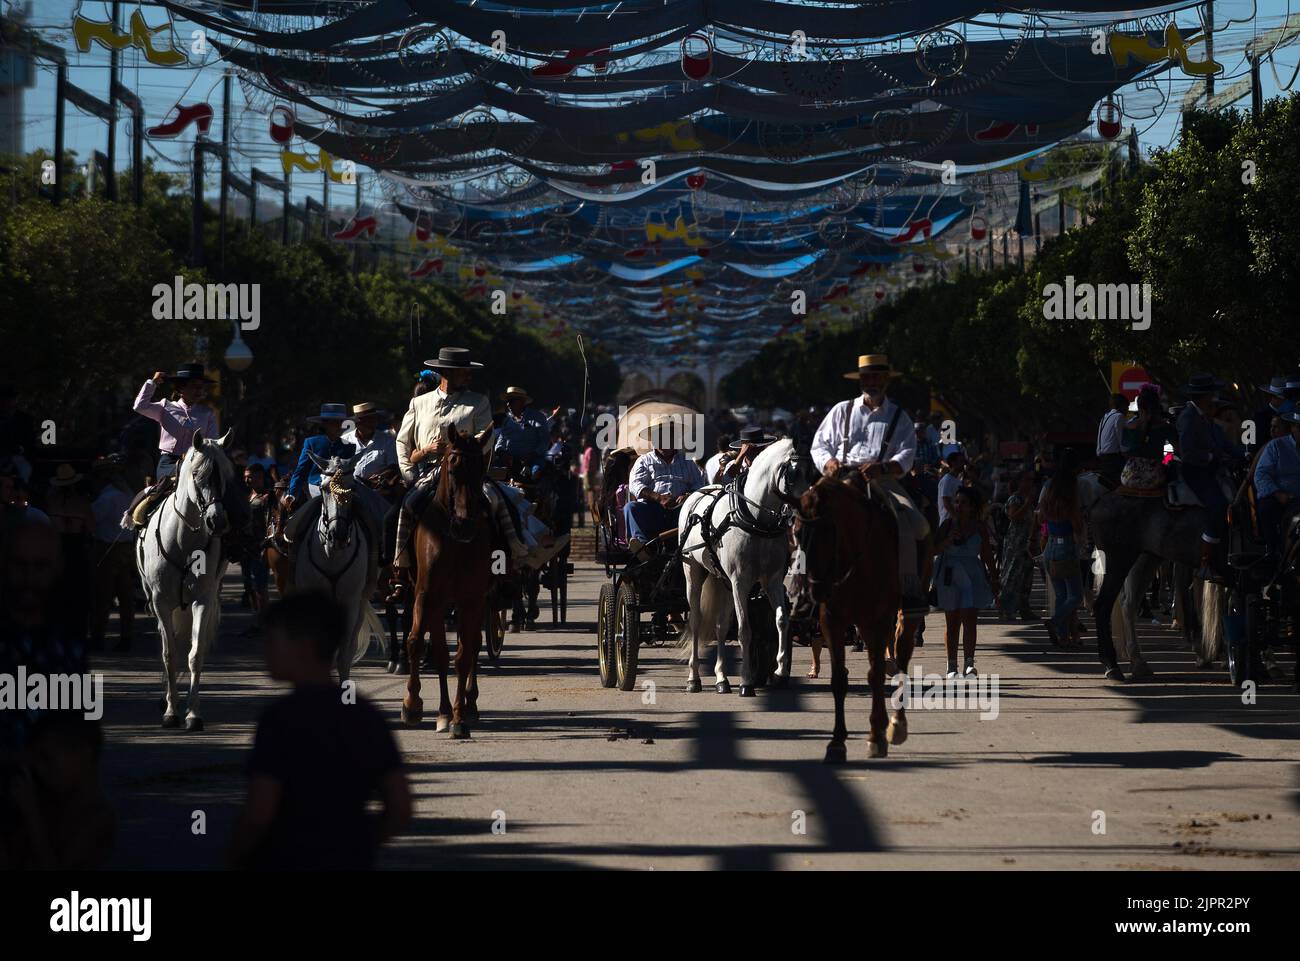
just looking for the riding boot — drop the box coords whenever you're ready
[385,564,411,604]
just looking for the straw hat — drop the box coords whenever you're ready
[50,463,84,486]
[843,353,904,381]
[503,386,533,404]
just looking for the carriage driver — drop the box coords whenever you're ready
[810,353,932,616]
[386,347,533,602]
[624,414,707,556]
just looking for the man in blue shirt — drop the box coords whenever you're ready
[494,386,549,475]
[1253,409,1300,556]
[286,404,355,507]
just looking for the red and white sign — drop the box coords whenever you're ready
[1117,365,1151,401]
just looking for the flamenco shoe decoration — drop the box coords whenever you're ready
[970,214,988,241]
[686,172,706,190]
[268,105,295,145]
[75,12,187,66]
[1096,99,1123,140]
[1109,25,1221,78]
[680,32,714,80]
[889,217,932,245]
[333,215,377,241]
[973,119,1018,143]
[147,102,213,139]
[408,257,443,278]
[531,47,609,77]
[280,147,349,183]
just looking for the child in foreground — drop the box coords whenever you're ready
[229,592,410,870]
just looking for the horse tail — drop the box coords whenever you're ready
[675,576,730,660]
[355,603,386,665]
[1197,580,1227,666]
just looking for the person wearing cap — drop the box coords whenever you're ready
[1176,373,1240,581]
[717,426,777,483]
[1095,393,1129,487]
[342,402,398,483]
[810,353,931,615]
[494,386,550,473]
[1253,409,1300,556]
[133,364,220,481]
[286,404,356,506]
[90,455,136,653]
[1250,375,1296,454]
[625,415,706,554]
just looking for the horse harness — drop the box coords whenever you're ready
[305,474,363,601]
[681,466,793,577]
[139,460,224,609]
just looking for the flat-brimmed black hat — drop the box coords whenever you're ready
[1182,372,1225,395]
[1262,375,1290,398]
[167,363,216,384]
[423,347,483,370]
[1282,409,1300,425]
[729,426,777,450]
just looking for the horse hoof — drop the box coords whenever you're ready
[868,739,887,758]
[450,722,471,739]
[738,685,755,698]
[685,678,702,693]
[185,716,204,733]
[463,704,480,723]
[824,742,847,764]
[161,714,179,729]
[395,657,410,676]
[887,716,908,745]
[386,659,399,674]
[401,703,423,726]
[715,680,731,694]
[435,715,451,733]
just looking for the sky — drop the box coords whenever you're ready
[7,0,1299,214]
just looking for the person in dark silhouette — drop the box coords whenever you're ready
[229,592,410,870]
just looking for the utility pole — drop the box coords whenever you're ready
[105,1,120,201]
[1206,0,1215,101]
[53,61,66,205]
[219,72,231,272]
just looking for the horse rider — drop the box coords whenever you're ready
[1250,374,1297,455]
[624,414,707,556]
[1253,408,1300,558]
[1176,373,1242,583]
[125,364,246,533]
[343,401,399,484]
[717,426,778,483]
[495,386,550,476]
[810,353,931,617]
[281,403,386,591]
[387,347,534,602]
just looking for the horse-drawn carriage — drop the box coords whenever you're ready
[1222,491,1300,689]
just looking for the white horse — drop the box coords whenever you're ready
[677,439,814,695]
[291,453,384,682]
[136,429,235,731]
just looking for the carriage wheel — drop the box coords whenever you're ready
[1226,590,1253,688]
[550,556,561,624]
[597,582,617,687]
[484,604,505,665]
[560,563,569,624]
[614,581,641,691]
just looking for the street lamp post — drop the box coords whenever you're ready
[224,322,254,442]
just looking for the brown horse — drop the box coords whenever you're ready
[264,489,293,597]
[402,425,494,737]
[794,474,912,763]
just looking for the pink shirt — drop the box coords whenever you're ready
[133,378,220,456]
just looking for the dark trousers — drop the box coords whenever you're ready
[1097,452,1125,487]
[91,540,135,645]
[1257,495,1300,555]
[1182,463,1227,541]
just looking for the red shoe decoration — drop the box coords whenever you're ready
[147,102,213,139]
[408,258,443,278]
[680,33,714,80]
[268,104,295,145]
[532,47,609,78]
[333,215,377,241]
[686,172,706,190]
[973,119,1018,143]
[890,217,932,245]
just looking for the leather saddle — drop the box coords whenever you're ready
[1163,470,1235,511]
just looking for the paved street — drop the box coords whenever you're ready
[95,562,1299,871]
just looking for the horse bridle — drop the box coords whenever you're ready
[321,472,356,546]
[172,447,225,533]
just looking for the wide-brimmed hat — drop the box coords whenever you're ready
[941,444,966,463]
[639,413,688,444]
[167,362,216,384]
[503,386,533,404]
[843,353,904,381]
[351,401,386,418]
[273,476,290,490]
[1262,375,1291,398]
[1280,408,1300,425]
[50,463,84,486]
[729,426,777,450]
[1182,372,1226,395]
[423,347,483,370]
[308,403,349,423]
[1284,373,1300,395]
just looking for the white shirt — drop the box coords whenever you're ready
[810,396,916,475]
[342,427,398,481]
[92,484,135,543]
[629,450,706,499]
[1097,408,1124,455]
[395,387,493,478]
[937,472,961,526]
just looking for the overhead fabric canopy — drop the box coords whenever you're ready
[160,0,1219,368]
